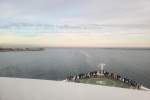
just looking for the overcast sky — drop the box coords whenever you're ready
[0,0,150,47]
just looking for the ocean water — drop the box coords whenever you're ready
[0,48,150,88]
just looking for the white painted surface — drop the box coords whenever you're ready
[0,77,150,100]
[98,62,105,75]
[141,86,150,91]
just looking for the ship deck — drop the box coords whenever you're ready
[80,77,132,88]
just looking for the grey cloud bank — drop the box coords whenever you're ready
[0,0,150,24]
[1,22,150,29]
[0,23,150,37]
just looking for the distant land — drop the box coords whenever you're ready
[0,47,45,52]
[46,47,150,50]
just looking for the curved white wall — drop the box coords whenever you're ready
[0,77,150,100]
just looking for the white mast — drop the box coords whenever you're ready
[98,61,105,75]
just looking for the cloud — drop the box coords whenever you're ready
[43,24,53,27]
[36,23,42,27]
[20,23,34,27]
[0,0,150,47]
[0,25,11,29]
[0,22,150,38]
[1,22,149,30]
[0,0,150,25]
[9,22,20,28]
[0,2,18,16]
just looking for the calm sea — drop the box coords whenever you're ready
[0,48,150,88]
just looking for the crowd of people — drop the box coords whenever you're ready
[66,70,143,90]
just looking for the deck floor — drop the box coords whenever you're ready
[80,77,131,88]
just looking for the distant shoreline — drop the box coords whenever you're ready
[45,47,150,50]
[1,47,150,50]
[0,47,45,52]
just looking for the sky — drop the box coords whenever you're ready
[0,0,150,47]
